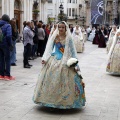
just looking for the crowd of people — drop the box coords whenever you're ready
[0,13,119,110]
[86,24,120,75]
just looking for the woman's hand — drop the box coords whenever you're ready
[42,60,46,64]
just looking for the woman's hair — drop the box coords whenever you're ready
[38,23,42,28]
[10,20,17,32]
[23,21,26,28]
[46,24,50,29]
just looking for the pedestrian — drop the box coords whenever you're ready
[0,14,15,80]
[106,28,120,75]
[106,25,117,53]
[10,18,18,66]
[92,26,100,45]
[37,23,45,57]
[23,21,34,68]
[72,25,84,53]
[33,21,85,109]
[86,26,91,39]
[98,25,107,48]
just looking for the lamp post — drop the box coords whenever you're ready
[59,3,64,21]
[33,0,39,20]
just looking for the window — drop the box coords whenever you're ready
[68,0,71,3]
[48,0,52,3]
[47,9,53,15]
[72,8,75,16]
[72,0,75,3]
[69,8,71,16]
[67,8,68,16]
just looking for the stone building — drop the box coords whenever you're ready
[0,0,48,34]
[46,0,87,26]
[104,0,120,25]
[0,0,87,33]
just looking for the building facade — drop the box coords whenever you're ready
[0,0,48,34]
[85,0,120,26]
[46,0,87,26]
[0,0,87,33]
[104,0,120,25]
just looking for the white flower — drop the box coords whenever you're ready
[67,58,78,67]
[77,71,81,76]
[105,35,108,38]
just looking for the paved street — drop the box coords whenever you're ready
[0,41,120,120]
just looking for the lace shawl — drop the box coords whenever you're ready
[72,26,83,40]
[42,21,78,65]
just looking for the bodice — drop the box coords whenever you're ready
[111,31,116,37]
[51,39,65,60]
[75,30,80,35]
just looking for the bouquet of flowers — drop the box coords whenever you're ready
[67,58,83,79]
[67,58,85,88]
[105,35,108,38]
[67,58,78,67]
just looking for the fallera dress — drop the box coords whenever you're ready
[33,38,86,109]
[106,31,116,53]
[73,30,84,53]
[106,36,120,75]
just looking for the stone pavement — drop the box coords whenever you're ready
[0,41,120,120]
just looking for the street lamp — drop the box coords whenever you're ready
[59,3,64,21]
[33,0,39,20]
[33,0,39,9]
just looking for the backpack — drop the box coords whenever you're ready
[0,25,5,42]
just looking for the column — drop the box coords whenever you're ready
[2,0,4,14]
[86,2,91,26]
[9,0,14,19]
[29,0,33,20]
[38,0,42,20]
[24,0,27,21]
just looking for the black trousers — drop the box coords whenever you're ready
[23,43,31,66]
[37,40,45,57]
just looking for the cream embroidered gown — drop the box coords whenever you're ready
[33,38,86,109]
[106,31,116,53]
[106,37,120,75]
[73,30,84,53]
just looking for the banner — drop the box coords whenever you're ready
[91,0,104,24]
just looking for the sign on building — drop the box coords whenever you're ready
[91,0,104,24]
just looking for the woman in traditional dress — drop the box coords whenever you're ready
[98,26,107,48]
[106,28,120,75]
[81,27,87,42]
[88,27,96,42]
[92,26,100,45]
[106,25,117,53]
[33,21,86,109]
[72,25,84,53]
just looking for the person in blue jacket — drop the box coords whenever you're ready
[0,14,15,80]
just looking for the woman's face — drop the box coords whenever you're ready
[58,23,66,34]
[113,26,116,31]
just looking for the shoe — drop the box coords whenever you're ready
[11,63,17,66]
[0,75,4,80]
[4,76,15,80]
[28,64,33,67]
[24,65,31,68]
